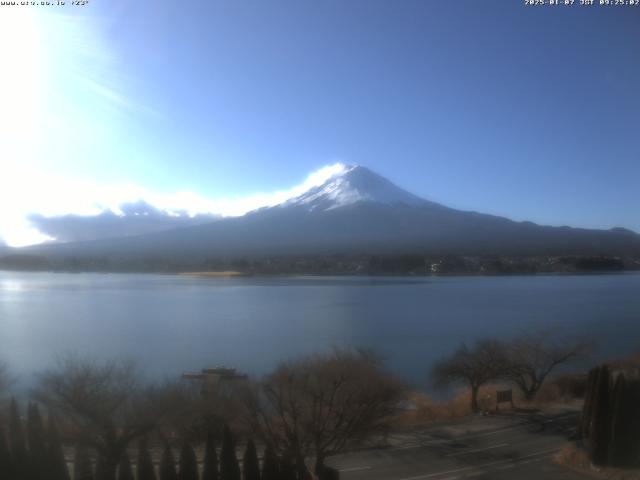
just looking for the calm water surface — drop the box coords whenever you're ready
[1,271,639,387]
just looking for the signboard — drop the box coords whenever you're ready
[496,389,514,410]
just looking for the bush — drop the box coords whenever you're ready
[551,373,589,399]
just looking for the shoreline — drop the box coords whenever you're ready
[1,268,639,278]
[177,271,250,277]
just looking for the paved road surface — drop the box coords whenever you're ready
[327,408,588,480]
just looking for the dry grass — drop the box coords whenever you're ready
[395,378,586,426]
[554,443,640,480]
[395,385,509,425]
[399,350,640,427]
[524,376,587,407]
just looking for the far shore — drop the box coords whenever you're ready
[177,271,250,277]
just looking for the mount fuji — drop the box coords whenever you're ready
[16,165,640,265]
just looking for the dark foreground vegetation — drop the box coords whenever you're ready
[0,253,638,275]
[577,355,640,469]
[0,349,404,480]
[553,352,640,478]
[0,331,634,479]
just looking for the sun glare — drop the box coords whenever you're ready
[0,8,44,135]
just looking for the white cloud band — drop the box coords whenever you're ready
[0,162,347,247]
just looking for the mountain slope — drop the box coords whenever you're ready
[18,165,640,261]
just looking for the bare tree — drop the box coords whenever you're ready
[147,379,222,442]
[33,356,161,480]
[431,339,507,413]
[245,348,405,476]
[502,331,594,401]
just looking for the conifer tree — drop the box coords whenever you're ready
[628,380,640,467]
[178,441,198,480]
[28,402,48,479]
[608,374,626,467]
[220,426,240,480]
[47,414,70,480]
[73,445,94,480]
[242,440,260,480]
[201,433,218,480]
[0,426,14,480]
[118,452,135,480]
[589,365,611,465]
[159,445,178,480]
[579,367,599,439]
[259,446,278,480]
[607,374,640,467]
[10,398,29,480]
[278,455,296,480]
[95,454,110,480]
[136,438,156,480]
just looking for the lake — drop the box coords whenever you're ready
[1,271,639,389]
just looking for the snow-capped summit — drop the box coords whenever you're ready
[285,165,428,211]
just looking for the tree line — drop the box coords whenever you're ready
[1,253,636,275]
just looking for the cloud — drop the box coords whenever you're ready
[0,163,346,247]
[27,201,220,244]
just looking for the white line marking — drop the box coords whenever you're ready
[444,443,509,457]
[395,447,558,480]
[339,466,372,472]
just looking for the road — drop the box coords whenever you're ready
[327,408,588,480]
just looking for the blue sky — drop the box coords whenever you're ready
[1,0,639,245]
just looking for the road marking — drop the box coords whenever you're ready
[395,447,558,480]
[339,466,372,472]
[444,443,509,457]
